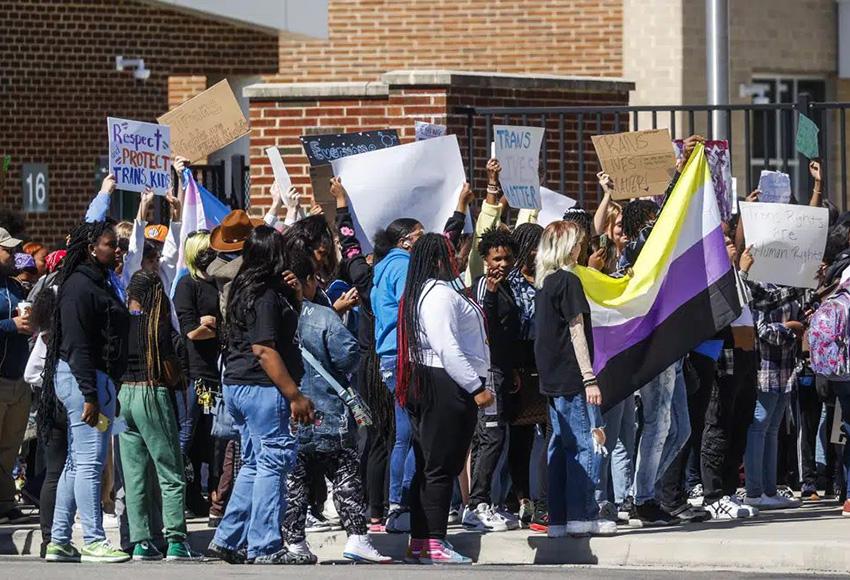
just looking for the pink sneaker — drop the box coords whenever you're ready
[369,522,385,533]
[419,539,472,565]
[404,538,424,564]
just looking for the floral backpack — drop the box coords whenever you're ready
[808,284,850,380]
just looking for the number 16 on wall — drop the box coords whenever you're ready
[22,163,48,213]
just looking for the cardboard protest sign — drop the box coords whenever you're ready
[107,117,172,195]
[757,170,792,204]
[538,187,577,227]
[674,139,732,219]
[795,113,820,160]
[591,129,676,200]
[301,130,400,167]
[265,146,292,192]
[157,80,249,163]
[415,121,447,141]
[493,125,545,209]
[739,202,828,289]
[331,135,470,253]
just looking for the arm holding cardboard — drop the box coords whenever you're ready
[464,159,504,286]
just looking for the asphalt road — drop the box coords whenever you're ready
[0,559,843,580]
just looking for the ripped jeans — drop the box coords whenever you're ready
[547,392,605,524]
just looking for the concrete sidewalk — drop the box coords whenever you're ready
[2,503,848,573]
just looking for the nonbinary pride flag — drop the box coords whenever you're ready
[574,144,741,411]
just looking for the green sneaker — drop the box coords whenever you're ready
[133,540,163,561]
[44,542,81,563]
[80,539,131,563]
[166,540,202,561]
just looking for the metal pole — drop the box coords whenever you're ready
[706,0,730,139]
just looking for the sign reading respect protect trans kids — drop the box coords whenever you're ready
[108,117,172,195]
[493,125,545,210]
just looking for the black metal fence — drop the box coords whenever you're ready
[461,95,850,211]
[178,154,250,210]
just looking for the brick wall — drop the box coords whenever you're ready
[168,76,208,110]
[247,72,632,215]
[272,0,623,83]
[0,0,278,245]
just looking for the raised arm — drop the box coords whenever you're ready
[809,160,823,207]
[121,188,153,288]
[593,172,614,236]
[464,159,503,285]
[85,173,116,223]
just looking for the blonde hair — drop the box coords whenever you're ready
[603,201,622,239]
[535,221,585,289]
[115,221,133,240]
[184,231,211,280]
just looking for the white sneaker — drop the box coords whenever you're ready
[287,539,317,560]
[343,534,392,564]
[745,493,800,510]
[462,503,509,532]
[590,519,617,536]
[103,513,120,529]
[385,508,411,533]
[547,524,567,538]
[493,506,520,530]
[566,520,592,536]
[705,496,746,520]
[727,495,758,517]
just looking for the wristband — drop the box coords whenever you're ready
[583,377,598,388]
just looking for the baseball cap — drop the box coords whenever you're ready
[145,224,169,243]
[0,228,22,249]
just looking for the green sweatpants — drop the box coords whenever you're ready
[118,385,187,543]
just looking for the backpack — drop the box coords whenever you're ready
[807,287,850,380]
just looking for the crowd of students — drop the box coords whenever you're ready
[0,135,848,566]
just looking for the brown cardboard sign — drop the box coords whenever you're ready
[591,129,677,200]
[158,80,249,163]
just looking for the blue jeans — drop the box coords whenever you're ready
[548,393,603,524]
[631,361,691,505]
[213,385,297,559]
[744,390,787,497]
[380,356,414,507]
[595,396,636,505]
[833,382,850,498]
[51,360,117,546]
[175,382,200,455]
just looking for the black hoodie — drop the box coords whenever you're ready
[58,263,129,403]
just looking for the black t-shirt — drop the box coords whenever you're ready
[534,269,593,397]
[173,275,221,382]
[122,313,179,385]
[223,287,304,386]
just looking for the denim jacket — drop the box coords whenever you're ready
[295,299,361,453]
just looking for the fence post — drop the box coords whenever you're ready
[795,93,811,203]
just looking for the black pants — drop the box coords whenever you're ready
[797,384,823,491]
[468,410,506,507]
[701,348,751,503]
[364,425,389,520]
[407,366,477,539]
[508,424,535,501]
[727,352,758,492]
[659,354,714,509]
[39,416,67,553]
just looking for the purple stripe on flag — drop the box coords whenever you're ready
[592,225,730,373]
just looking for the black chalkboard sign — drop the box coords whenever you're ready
[300,130,401,166]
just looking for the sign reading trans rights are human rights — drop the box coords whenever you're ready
[107,117,172,195]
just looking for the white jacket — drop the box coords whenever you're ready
[416,280,490,393]
[24,332,47,388]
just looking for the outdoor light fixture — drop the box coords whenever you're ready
[115,56,151,81]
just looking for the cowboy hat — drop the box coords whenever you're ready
[209,210,263,253]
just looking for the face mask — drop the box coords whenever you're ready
[195,248,217,272]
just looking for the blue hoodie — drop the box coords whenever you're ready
[370,248,409,357]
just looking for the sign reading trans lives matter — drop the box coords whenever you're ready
[739,202,829,289]
[300,130,400,166]
[107,117,172,195]
[494,125,545,209]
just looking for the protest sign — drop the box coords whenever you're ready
[796,113,820,159]
[493,125,545,209]
[757,170,792,204]
[415,121,447,141]
[107,117,172,195]
[739,202,828,289]
[301,130,400,166]
[331,135,470,252]
[157,80,249,163]
[674,139,732,219]
[265,146,292,191]
[538,187,577,227]
[591,129,676,200]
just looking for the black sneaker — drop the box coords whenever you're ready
[629,501,679,527]
[665,502,710,523]
[0,508,31,525]
[207,541,247,565]
[617,497,634,523]
[253,548,316,565]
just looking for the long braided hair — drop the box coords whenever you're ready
[127,270,169,385]
[396,233,482,407]
[38,220,115,442]
[512,222,544,276]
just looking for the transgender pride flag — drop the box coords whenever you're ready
[171,169,230,295]
[574,144,741,411]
